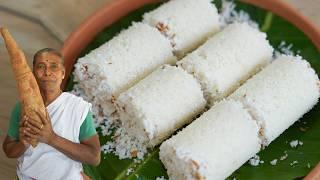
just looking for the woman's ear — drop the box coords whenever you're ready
[62,67,65,79]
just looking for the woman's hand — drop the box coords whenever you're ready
[23,111,57,145]
[23,111,100,166]
[2,115,33,158]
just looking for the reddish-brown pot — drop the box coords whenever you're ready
[60,1,320,178]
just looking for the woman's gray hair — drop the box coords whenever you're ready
[33,48,64,66]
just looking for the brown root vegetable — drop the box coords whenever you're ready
[1,27,46,147]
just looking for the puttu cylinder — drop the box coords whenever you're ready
[143,0,220,58]
[115,65,206,147]
[229,55,320,145]
[159,100,261,180]
[178,22,273,106]
[73,22,177,116]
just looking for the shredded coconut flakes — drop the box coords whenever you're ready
[270,159,278,166]
[249,155,264,166]
[289,140,303,148]
[156,176,167,180]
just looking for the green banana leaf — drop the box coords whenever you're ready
[65,1,320,179]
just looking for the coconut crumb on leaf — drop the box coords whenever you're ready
[270,159,278,166]
[249,155,263,166]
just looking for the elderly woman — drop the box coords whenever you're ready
[2,48,100,180]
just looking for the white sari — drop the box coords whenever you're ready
[17,92,92,180]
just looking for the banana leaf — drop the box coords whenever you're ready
[65,1,320,179]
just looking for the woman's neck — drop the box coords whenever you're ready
[41,89,62,106]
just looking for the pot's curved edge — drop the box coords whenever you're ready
[304,163,320,180]
[60,0,159,89]
[242,0,320,50]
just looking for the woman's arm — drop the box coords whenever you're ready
[2,136,28,158]
[3,119,31,158]
[50,134,100,166]
[24,111,101,166]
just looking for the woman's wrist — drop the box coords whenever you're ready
[48,132,59,146]
[18,139,29,149]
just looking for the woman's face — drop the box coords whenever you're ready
[33,52,65,92]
